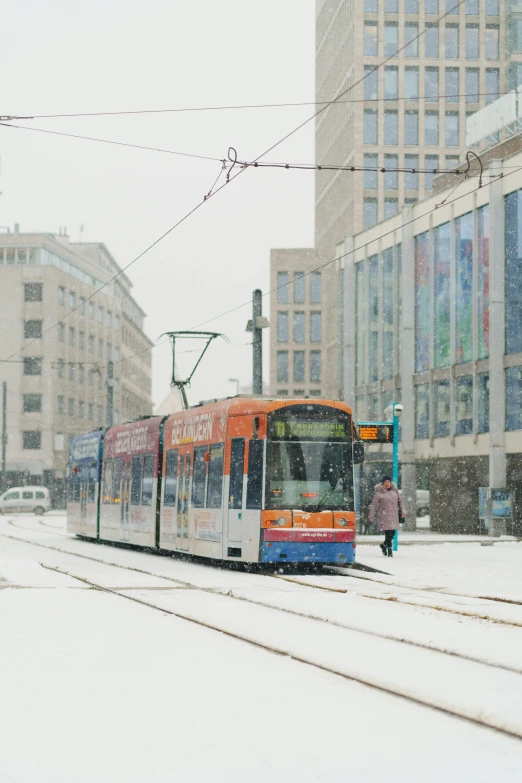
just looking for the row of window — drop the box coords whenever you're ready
[276,350,322,384]
[102,456,155,506]
[364,153,459,193]
[56,324,121,360]
[57,397,106,421]
[277,311,322,343]
[276,389,322,398]
[22,357,120,392]
[57,286,120,329]
[0,248,37,265]
[364,65,499,103]
[276,271,321,305]
[364,0,499,14]
[363,105,481,147]
[364,20,500,60]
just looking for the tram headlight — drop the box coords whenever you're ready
[337,518,349,527]
[276,517,287,526]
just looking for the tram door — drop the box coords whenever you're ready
[80,470,88,524]
[227,438,245,544]
[121,459,131,541]
[176,450,191,551]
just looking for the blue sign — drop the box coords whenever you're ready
[491,489,513,518]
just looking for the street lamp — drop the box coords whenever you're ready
[384,402,403,550]
[229,378,240,396]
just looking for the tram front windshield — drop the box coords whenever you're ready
[266,407,354,511]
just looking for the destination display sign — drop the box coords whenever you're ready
[358,424,394,443]
[270,419,347,440]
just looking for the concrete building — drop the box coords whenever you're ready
[0,230,153,505]
[272,0,519,400]
[337,127,522,534]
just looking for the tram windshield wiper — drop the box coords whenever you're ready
[317,477,343,508]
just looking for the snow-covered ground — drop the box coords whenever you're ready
[1,514,522,782]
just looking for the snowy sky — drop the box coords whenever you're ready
[0,0,315,407]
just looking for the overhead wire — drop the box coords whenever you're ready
[0,0,468,370]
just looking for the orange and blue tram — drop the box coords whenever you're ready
[67,398,363,565]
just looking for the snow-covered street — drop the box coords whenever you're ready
[1,513,522,782]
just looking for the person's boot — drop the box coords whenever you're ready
[386,547,393,558]
[380,543,387,556]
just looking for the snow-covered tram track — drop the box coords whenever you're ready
[31,559,522,742]
[1,526,522,678]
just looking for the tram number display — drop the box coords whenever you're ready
[271,419,347,440]
[358,425,393,443]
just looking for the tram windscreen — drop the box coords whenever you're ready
[266,406,354,511]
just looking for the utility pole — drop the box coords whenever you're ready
[106,361,114,427]
[2,382,6,490]
[252,289,263,395]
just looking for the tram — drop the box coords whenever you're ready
[67,429,105,538]
[67,398,363,565]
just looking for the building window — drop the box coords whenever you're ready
[98,338,103,357]
[88,403,93,421]
[445,24,459,58]
[384,67,398,100]
[364,22,378,56]
[364,66,378,100]
[57,395,64,415]
[79,296,85,316]
[78,365,85,384]
[364,110,378,144]
[364,0,378,11]
[277,311,289,342]
[115,314,120,332]
[293,351,305,383]
[277,389,288,397]
[465,0,478,12]
[24,320,42,339]
[114,346,120,362]
[424,67,439,101]
[107,310,112,328]
[107,342,112,360]
[384,155,398,190]
[356,263,366,386]
[485,69,499,104]
[486,0,499,13]
[455,376,473,435]
[405,67,419,100]
[364,198,378,229]
[97,372,103,390]
[384,111,398,145]
[382,248,394,381]
[505,191,522,355]
[293,311,305,343]
[465,68,479,102]
[445,0,458,13]
[24,283,42,302]
[434,222,451,368]
[277,272,289,304]
[78,400,85,419]
[445,67,459,102]
[506,368,522,430]
[310,311,322,342]
[385,0,398,10]
[405,0,418,11]
[23,394,42,413]
[465,24,479,59]
[425,24,439,58]
[58,323,64,342]
[310,351,321,383]
[425,155,439,190]
[434,380,450,437]
[369,255,379,383]
[310,272,321,306]
[384,23,398,56]
[294,272,305,303]
[477,205,490,360]
[68,398,74,417]
[478,374,490,434]
[68,363,75,382]
[485,25,499,59]
[97,405,103,424]
[446,155,459,170]
[23,357,42,375]
[415,233,430,372]
[405,111,419,144]
[445,112,459,146]
[98,307,104,324]
[57,358,64,379]
[58,286,65,306]
[68,291,75,309]
[89,369,94,387]
[89,302,94,320]
[364,154,378,189]
[415,384,430,439]
[426,0,439,15]
[384,199,398,218]
[405,23,419,57]
[405,154,419,189]
[69,326,75,346]
[425,111,439,145]
[455,213,473,364]
[79,331,85,350]
[23,431,41,450]
[510,18,522,53]
[277,351,289,383]
[88,334,95,353]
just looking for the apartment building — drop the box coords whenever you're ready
[272,0,519,399]
[0,230,153,505]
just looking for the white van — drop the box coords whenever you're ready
[0,486,51,515]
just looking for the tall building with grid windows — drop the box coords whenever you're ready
[271,0,519,400]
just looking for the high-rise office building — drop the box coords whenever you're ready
[271,0,519,400]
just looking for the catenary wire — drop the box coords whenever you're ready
[0,0,467,368]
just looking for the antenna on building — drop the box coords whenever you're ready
[79,223,84,243]
[159,331,229,410]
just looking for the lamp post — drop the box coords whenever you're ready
[384,402,403,551]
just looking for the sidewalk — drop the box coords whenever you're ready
[358,530,520,545]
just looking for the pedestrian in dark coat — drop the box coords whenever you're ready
[369,475,406,557]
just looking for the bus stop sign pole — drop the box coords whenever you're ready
[392,407,400,552]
